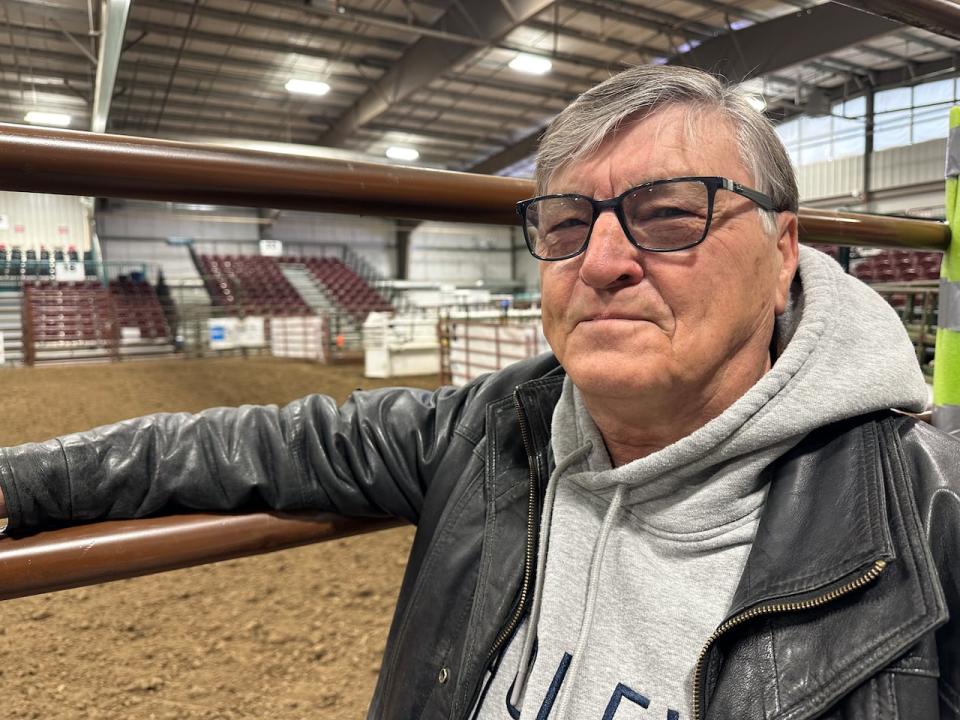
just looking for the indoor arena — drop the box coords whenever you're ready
[0,1,958,719]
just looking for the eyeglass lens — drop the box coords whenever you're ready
[524,180,711,259]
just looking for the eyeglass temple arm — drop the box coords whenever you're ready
[721,178,777,212]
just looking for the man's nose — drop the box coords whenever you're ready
[577,210,645,289]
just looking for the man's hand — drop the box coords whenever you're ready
[0,488,6,520]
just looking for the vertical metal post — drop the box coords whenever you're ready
[933,106,960,435]
[863,88,875,212]
[396,226,411,280]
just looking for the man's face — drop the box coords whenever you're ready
[539,106,798,405]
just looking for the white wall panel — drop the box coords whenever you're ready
[98,205,260,243]
[99,238,200,283]
[794,138,948,218]
[98,205,397,280]
[270,211,395,277]
[795,154,864,202]
[869,138,947,192]
[409,223,513,283]
[0,191,89,251]
[98,203,261,281]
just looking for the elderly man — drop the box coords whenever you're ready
[0,65,958,720]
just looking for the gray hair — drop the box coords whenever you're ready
[535,65,799,235]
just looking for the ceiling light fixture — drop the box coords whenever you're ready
[23,111,72,127]
[385,146,419,162]
[285,78,331,96]
[508,53,552,76]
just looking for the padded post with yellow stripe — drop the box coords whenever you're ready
[933,106,960,435]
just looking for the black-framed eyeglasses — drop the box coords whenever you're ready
[516,176,783,261]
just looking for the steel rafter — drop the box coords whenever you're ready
[134,0,409,55]
[670,4,900,84]
[125,19,393,74]
[315,0,556,149]
[564,0,879,80]
[833,0,960,42]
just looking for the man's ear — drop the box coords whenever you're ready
[774,212,799,316]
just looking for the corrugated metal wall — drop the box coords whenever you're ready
[870,138,947,192]
[796,138,947,213]
[0,191,89,252]
[98,204,261,281]
[270,211,395,277]
[408,223,514,283]
[796,155,864,203]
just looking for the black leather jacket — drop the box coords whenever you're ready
[1,353,958,719]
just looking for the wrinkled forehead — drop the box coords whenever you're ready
[547,105,748,195]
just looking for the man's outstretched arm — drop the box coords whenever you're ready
[0,383,472,533]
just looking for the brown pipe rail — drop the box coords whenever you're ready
[798,208,951,252]
[0,513,404,602]
[0,123,952,600]
[0,123,951,251]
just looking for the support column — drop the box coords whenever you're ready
[933,106,960,435]
[395,219,419,281]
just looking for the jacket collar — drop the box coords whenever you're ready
[729,413,897,614]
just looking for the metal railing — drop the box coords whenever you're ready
[0,123,951,599]
[871,280,940,379]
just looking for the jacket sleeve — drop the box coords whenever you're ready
[0,383,474,532]
[896,420,960,717]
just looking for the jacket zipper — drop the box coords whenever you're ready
[484,391,539,661]
[691,558,887,720]
[462,392,539,720]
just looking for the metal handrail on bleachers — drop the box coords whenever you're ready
[0,123,950,600]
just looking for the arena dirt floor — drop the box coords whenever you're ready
[0,356,442,719]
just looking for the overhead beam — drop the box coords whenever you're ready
[468,4,904,175]
[316,0,555,149]
[91,0,132,132]
[833,0,960,42]
[1,29,377,92]
[125,19,392,74]
[671,3,901,83]
[525,18,666,58]
[561,0,710,40]
[363,122,507,147]
[117,100,331,131]
[772,54,959,121]
[441,72,590,101]
[566,0,874,81]
[133,0,409,54]
[469,128,543,175]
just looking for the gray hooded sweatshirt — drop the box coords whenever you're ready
[474,246,929,720]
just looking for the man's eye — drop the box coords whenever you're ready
[548,217,588,231]
[650,206,694,219]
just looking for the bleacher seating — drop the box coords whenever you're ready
[24,280,117,362]
[83,249,97,277]
[199,255,311,316]
[109,275,172,341]
[851,250,941,284]
[303,257,393,320]
[0,245,94,278]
